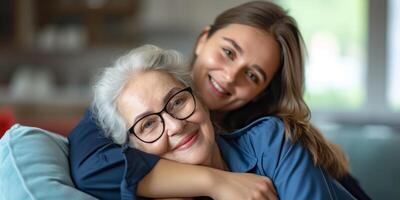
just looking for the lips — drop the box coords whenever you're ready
[173,131,199,151]
[208,75,231,96]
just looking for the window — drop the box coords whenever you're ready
[388,0,400,110]
[278,0,367,110]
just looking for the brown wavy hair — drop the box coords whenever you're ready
[197,1,349,179]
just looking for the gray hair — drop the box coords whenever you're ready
[92,44,192,145]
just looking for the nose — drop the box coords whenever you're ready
[162,112,185,137]
[222,64,242,84]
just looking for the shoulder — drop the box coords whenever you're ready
[220,116,309,175]
[220,117,287,165]
[221,116,286,147]
[222,116,284,135]
[68,108,101,140]
[68,108,114,164]
[220,117,356,199]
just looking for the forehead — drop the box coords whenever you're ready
[128,70,183,92]
[213,23,272,40]
[212,23,279,51]
[118,70,184,112]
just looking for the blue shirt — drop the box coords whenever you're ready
[69,109,366,199]
[120,117,355,200]
[68,109,160,200]
[215,117,355,200]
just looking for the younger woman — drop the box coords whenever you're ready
[69,1,369,199]
[94,44,355,199]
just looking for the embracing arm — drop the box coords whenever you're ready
[68,109,128,199]
[136,159,277,200]
[69,109,276,200]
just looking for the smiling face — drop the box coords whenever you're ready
[117,70,217,165]
[192,24,281,111]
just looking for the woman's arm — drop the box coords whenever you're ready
[70,109,277,200]
[136,159,277,200]
[69,109,127,199]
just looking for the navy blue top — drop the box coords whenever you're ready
[121,117,355,200]
[69,109,370,200]
[217,117,355,199]
[68,109,159,200]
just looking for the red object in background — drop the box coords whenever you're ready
[0,107,16,138]
[17,117,81,137]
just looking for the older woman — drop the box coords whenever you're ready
[91,44,355,200]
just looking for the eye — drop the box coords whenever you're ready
[245,69,259,84]
[139,116,159,134]
[143,120,155,129]
[222,48,234,60]
[168,96,187,111]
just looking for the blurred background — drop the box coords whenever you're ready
[0,0,399,199]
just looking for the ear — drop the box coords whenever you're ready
[195,26,211,56]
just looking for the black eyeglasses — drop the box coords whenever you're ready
[128,87,196,143]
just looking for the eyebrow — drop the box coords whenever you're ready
[132,87,182,124]
[222,37,243,54]
[251,64,268,82]
[162,87,182,104]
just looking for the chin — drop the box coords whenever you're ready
[173,149,211,166]
[201,94,223,110]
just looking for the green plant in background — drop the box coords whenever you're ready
[279,0,367,54]
[393,102,400,111]
[278,0,367,110]
[304,88,362,109]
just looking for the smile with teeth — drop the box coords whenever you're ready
[210,76,230,95]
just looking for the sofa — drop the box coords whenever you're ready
[322,125,400,200]
[0,124,96,199]
[1,124,399,199]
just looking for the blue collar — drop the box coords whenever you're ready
[215,117,275,173]
[216,134,258,173]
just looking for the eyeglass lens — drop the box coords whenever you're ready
[133,88,195,142]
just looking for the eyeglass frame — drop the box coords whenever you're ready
[128,87,196,143]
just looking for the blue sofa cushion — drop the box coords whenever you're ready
[0,124,96,200]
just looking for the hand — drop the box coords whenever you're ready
[209,170,278,200]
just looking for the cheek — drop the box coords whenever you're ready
[202,123,215,142]
[196,106,215,139]
[131,137,169,156]
[193,102,210,121]
[194,50,224,73]
[236,86,259,99]
[237,79,269,99]
[230,87,264,108]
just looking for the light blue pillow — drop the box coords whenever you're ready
[0,124,96,200]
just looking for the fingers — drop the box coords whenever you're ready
[212,171,278,200]
[264,177,277,195]
[259,176,278,200]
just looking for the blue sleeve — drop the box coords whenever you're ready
[247,117,356,200]
[68,109,160,200]
[121,146,160,200]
